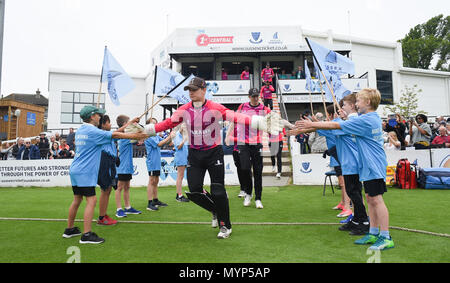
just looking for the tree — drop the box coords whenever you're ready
[399,14,449,71]
[383,84,427,119]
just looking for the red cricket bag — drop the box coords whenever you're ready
[396,158,411,189]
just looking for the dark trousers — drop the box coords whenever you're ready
[232,150,247,191]
[187,146,230,228]
[263,99,273,110]
[269,141,283,174]
[343,174,368,223]
[238,144,263,200]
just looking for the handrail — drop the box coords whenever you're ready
[275,74,289,122]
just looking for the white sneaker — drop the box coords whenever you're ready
[243,194,252,207]
[276,173,281,179]
[272,166,276,172]
[217,226,232,239]
[255,200,263,209]
[211,213,218,228]
[237,190,246,198]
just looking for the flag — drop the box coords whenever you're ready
[306,38,354,102]
[153,66,186,95]
[304,59,312,92]
[167,74,195,104]
[101,47,135,106]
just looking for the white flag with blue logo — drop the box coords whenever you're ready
[153,66,186,95]
[167,74,195,104]
[101,47,135,106]
[307,38,354,102]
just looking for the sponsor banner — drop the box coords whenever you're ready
[0,156,240,188]
[292,149,435,186]
[279,78,368,95]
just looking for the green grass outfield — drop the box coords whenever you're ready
[0,185,449,263]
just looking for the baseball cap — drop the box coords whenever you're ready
[184,77,206,91]
[248,88,259,97]
[79,105,106,120]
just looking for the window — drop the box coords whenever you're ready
[181,62,214,80]
[376,70,393,104]
[61,91,105,124]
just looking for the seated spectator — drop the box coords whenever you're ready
[17,138,40,160]
[279,69,288,79]
[447,122,450,135]
[384,131,401,150]
[431,126,450,148]
[49,142,61,159]
[295,66,306,79]
[381,120,390,143]
[58,139,75,158]
[408,114,432,149]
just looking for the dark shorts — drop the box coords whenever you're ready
[117,174,132,181]
[72,186,96,197]
[334,166,342,177]
[363,179,387,197]
[148,170,160,177]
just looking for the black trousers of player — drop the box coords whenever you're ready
[343,174,369,223]
[238,144,263,200]
[187,146,231,229]
[269,141,283,174]
[232,150,248,192]
[263,99,273,110]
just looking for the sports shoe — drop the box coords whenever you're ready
[176,195,190,202]
[97,215,117,226]
[115,208,127,218]
[255,200,263,209]
[243,194,252,207]
[354,233,379,245]
[238,190,246,198]
[337,209,352,218]
[211,213,218,228]
[146,202,159,211]
[369,235,395,251]
[349,222,370,235]
[333,203,344,210]
[339,214,353,224]
[217,226,232,239]
[62,227,81,238]
[124,207,142,215]
[276,173,281,179]
[338,220,358,231]
[79,232,105,244]
[153,200,168,207]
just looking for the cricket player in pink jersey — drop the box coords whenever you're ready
[260,81,275,110]
[261,62,274,83]
[236,88,271,209]
[144,77,290,239]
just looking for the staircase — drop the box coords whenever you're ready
[261,93,291,177]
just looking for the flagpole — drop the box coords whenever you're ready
[97,46,107,108]
[308,89,314,116]
[138,74,190,119]
[305,38,341,112]
[318,80,330,121]
[149,66,158,121]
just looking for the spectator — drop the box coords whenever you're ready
[307,112,328,153]
[290,70,297,79]
[381,120,390,143]
[384,131,401,151]
[408,114,432,149]
[240,66,250,80]
[11,137,24,159]
[279,69,288,79]
[38,132,50,159]
[385,114,407,148]
[59,139,75,158]
[49,142,61,159]
[54,132,61,143]
[295,65,306,79]
[447,122,450,134]
[221,68,228,80]
[1,142,14,160]
[48,135,60,150]
[431,126,450,148]
[67,128,76,151]
[17,138,40,160]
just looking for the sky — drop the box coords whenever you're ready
[0,0,448,98]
